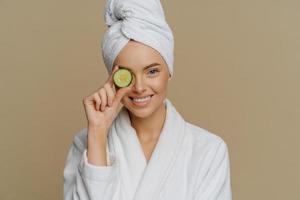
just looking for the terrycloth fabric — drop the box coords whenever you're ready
[63,98,232,200]
[101,0,174,78]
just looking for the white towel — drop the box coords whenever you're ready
[101,0,174,78]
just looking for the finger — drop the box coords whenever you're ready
[94,93,101,111]
[113,84,133,107]
[82,95,97,114]
[104,83,115,107]
[83,94,94,105]
[99,88,107,112]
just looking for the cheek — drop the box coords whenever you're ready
[151,77,168,92]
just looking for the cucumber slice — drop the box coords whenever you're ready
[113,68,133,88]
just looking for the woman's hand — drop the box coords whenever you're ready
[82,65,133,135]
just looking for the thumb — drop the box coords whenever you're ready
[112,86,132,109]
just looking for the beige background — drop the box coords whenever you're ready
[1,0,299,199]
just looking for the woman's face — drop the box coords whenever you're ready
[113,40,170,118]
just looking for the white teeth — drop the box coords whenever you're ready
[132,95,151,102]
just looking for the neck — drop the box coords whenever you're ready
[129,102,166,142]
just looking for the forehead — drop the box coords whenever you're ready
[113,40,165,71]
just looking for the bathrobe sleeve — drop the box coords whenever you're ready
[63,135,119,200]
[193,139,232,200]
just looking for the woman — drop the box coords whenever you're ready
[63,0,232,199]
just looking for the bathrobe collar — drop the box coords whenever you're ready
[108,98,187,200]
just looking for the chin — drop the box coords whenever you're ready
[128,109,152,119]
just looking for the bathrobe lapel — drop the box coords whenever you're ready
[107,98,187,200]
[133,98,187,200]
[108,109,147,199]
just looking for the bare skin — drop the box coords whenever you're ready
[114,40,170,162]
[82,39,170,166]
[82,65,133,166]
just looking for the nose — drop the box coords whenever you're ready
[132,75,146,93]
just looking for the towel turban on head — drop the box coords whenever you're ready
[101,0,174,78]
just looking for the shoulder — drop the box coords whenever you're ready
[184,122,229,157]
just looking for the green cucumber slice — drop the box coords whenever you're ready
[113,68,133,88]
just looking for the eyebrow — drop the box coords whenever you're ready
[143,63,160,70]
[119,63,160,71]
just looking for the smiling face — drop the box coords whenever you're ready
[113,40,170,119]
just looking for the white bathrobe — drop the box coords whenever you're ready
[63,98,232,200]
